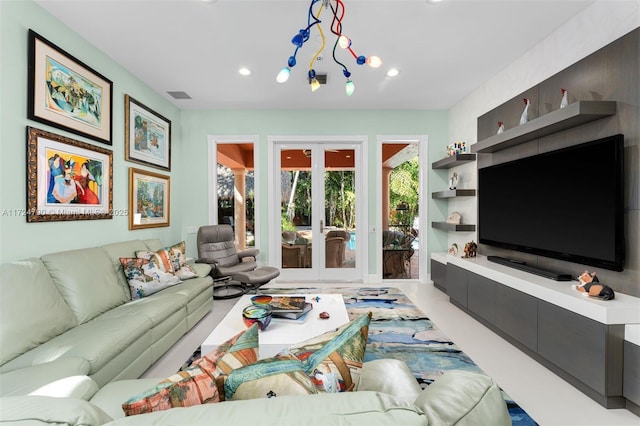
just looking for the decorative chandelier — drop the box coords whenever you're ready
[276,0,382,96]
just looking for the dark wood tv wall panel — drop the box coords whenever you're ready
[475,28,639,298]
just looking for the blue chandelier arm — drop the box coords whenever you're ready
[288,52,298,68]
[307,0,322,28]
[288,0,322,59]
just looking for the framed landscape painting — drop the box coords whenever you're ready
[125,95,171,171]
[129,167,170,230]
[26,127,113,222]
[28,30,113,145]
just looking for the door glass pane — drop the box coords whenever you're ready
[324,149,356,269]
[216,143,255,250]
[382,143,419,279]
[280,149,312,269]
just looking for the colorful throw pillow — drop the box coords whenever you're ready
[119,258,181,300]
[288,312,371,393]
[134,249,173,274]
[122,324,259,416]
[136,241,197,281]
[222,353,317,401]
[224,313,372,401]
[166,241,198,280]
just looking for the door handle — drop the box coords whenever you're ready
[320,220,324,233]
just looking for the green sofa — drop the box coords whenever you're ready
[0,239,214,397]
[0,239,511,425]
[0,359,511,425]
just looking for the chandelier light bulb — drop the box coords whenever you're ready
[345,80,355,96]
[338,35,351,49]
[366,56,382,68]
[276,67,291,83]
[310,78,321,92]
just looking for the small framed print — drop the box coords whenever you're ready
[125,95,171,171]
[28,30,113,145]
[26,127,113,222]
[129,167,170,230]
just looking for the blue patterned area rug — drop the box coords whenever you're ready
[267,286,538,426]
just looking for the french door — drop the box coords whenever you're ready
[271,140,364,282]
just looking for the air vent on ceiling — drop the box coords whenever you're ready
[167,91,192,99]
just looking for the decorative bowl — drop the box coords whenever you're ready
[242,304,272,331]
[250,295,273,306]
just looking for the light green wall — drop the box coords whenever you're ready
[1,0,450,277]
[180,110,449,275]
[0,0,183,262]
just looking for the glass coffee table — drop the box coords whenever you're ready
[201,294,349,359]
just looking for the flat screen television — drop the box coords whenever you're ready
[478,134,624,272]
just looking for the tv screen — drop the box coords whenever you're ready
[478,134,624,271]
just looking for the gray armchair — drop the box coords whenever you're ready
[197,224,279,299]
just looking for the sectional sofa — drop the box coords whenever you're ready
[0,238,214,397]
[1,359,511,425]
[0,238,511,425]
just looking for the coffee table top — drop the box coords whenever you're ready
[201,294,349,359]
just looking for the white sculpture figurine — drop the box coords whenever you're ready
[449,172,458,190]
[446,211,462,225]
[520,98,530,125]
[560,88,568,109]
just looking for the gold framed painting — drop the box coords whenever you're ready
[129,167,170,230]
[125,95,171,171]
[26,127,113,222]
[28,30,113,145]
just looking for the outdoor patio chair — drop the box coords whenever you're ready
[326,230,350,266]
[325,236,344,268]
[281,244,303,268]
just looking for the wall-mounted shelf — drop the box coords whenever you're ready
[432,189,476,199]
[432,222,476,232]
[472,101,616,153]
[432,153,476,169]
[431,154,477,232]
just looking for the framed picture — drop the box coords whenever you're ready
[129,167,170,230]
[28,30,113,145]
[26,127,113,222]
[125,95,171,171]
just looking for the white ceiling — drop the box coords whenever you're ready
[34,0,595,110]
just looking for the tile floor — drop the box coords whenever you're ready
[147,280,639,425]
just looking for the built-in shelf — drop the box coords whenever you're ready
[431,154,477,232]
[472,101,616,153]
[431,222,476,232]
[432,189,476,199]
[431,153,476,169]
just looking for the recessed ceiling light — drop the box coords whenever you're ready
[238,67,251,76]
[386,68,400,78]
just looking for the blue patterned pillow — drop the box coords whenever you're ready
[119,258,181,300]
